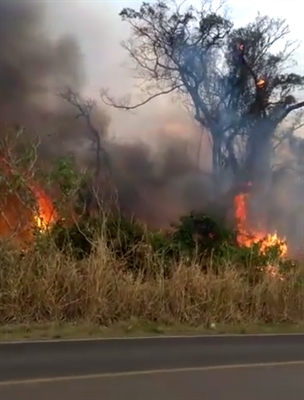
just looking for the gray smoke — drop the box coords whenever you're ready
[0,1,80,118]
[0,0,215,229]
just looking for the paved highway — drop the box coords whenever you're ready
[0,334,303,399]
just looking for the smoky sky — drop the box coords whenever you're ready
[0,1,83,102]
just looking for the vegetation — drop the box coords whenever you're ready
[1,208,303,326]
[0,138,303,328]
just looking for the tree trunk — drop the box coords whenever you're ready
[245,120,274,186]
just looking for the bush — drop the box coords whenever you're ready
[171,212,235,257]
[45,207,296,280]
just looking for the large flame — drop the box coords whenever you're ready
[234,189,287,257]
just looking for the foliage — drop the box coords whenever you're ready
[46,204,296,280]
[171,212,236,257]
[50,156,80,197]
[50,217,96,260]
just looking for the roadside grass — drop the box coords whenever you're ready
[1,232,303,341]
[1,321,303,342]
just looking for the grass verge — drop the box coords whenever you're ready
[1,321,304,342]
[1,232,303,336]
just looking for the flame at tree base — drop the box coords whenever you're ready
[234,191,288,257]
[233,189,287,281]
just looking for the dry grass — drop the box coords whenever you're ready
[1,236,303,327]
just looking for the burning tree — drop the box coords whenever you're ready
[101,0,304,189]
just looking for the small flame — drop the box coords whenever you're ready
[256,78,266,88]
[29,183,57,231]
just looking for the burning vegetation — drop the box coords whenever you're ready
[1,0,304,328]
[0,151,58,244]
[0,133,290,259]
[0,139,295,285]
[28,183,57,231]
[0,1,302,268]
[234,187,287,257]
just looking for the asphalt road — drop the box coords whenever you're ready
[0,334,303,400]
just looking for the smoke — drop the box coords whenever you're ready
[0,0,106,153]
[0,0,214,229]
[0,2,77,111]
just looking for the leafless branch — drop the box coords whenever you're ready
[279,101,304,122]
[59,88,111,210]
[100,84,181,111]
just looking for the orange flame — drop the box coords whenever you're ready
[234,189,287,281]
[256,78,266,89]
[234,190,287,257]
[28,183,57,231]
[0,157,57,235]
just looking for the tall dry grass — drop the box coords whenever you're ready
[1,234,303,326]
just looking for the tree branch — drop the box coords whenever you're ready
[59,88,111,209]
[283,100,304,117]
[100,84,181,110]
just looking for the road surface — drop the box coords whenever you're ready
[0,334,303,399]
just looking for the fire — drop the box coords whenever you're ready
[256,78,266,89]
[234,188,287,281]
[29,183,57,231]
[0,157,57,237]
[234,190,287,257]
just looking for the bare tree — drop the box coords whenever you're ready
[60,88,111,211]
[101,0,304,190]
